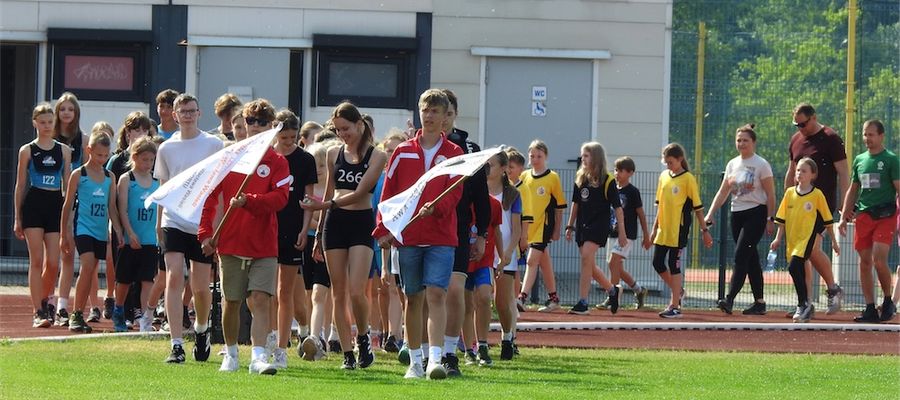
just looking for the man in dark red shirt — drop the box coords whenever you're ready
[785,103,849,315]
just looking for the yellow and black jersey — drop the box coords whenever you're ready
[653,170,703,248]
[519,169,567,244]
[774,186,833,260]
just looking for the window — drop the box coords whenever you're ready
[47,28,151,102]
[313,34,417,109]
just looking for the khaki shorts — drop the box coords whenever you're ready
[219,255,277,301]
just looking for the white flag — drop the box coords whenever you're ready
[378,146,503,244]
[144,123,282,224]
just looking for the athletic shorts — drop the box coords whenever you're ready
[529,242,549,252]
[21,188,63,232]
[854,211,897,250]
[575,228,609,248]
[116,245,159,284]
[323,208,375,250]
[465,267,493,291]
[397,245,454,295]
[278,234,304,266]
[219,255,277,301]
[161,227,213,264]
[606,237,635,260]
[75,235,107,259]
[301,234,331,290]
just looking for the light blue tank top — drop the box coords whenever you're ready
[125,171,159,245]
[75,167,111,240]
[27,141,64,190]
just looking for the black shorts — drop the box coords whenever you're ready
[161,227,213,264]
[576,228,609,248]
[75,235,107,259]
[323,208,375,250]
[278,234,304,266]
[301,234,331,290]
[529,242,550,252]
[21,188,63,232]
[116,245,159,283]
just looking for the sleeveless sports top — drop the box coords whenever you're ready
[28,141,64,190]
[75,167,111,240]
[334,145,375,193]
[125,171,160,246]
[63,133,84,169]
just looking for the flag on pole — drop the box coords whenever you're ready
[144,123,282,224]
[378,146,503,243]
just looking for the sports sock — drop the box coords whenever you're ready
[251,346,266,360]
[478,340,488,349]
[632,283,642,293]
[298,325,309,337]
[502,331,513,341]
[195,322,208,333]
[428,345,442,364]
[548,292,559,303]
[227,345,238,357]
[443,335,459,356]
[328,325,339,341]
[410,348,424,366]
[57,297,68,311]
[171,338,184,347]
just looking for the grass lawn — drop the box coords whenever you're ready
[1,337,897,399]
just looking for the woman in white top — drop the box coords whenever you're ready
[705,124,776,315]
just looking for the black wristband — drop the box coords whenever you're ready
[565,226,575,231]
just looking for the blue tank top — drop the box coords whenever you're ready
[125,171,159,245]
[334,145,375,193]
[28,141,64,190]
[75,167,112,240]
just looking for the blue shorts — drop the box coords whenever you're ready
[397,246,454,295]
[465,267,493,291]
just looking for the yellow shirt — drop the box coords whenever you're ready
[774,186,833,259]
[519,169,566,244]
[653,170,703,248]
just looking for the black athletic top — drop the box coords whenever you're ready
[571,173,621,236]
[277,147,318,236]
[334,145,375,193]
[609,183,643,240]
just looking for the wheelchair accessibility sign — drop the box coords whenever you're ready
[531,101,546,117]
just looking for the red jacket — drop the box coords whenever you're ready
[198,148,290,258]
[373,130,463,247]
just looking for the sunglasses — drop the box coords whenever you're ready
[245,117,271,127]
[793,118,811,129]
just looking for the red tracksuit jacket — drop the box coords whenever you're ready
[373,130,463,247]
[198,147,290,258]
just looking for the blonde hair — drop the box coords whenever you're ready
[126,136,158,170]
[92,121,114,137]
[88,130,112,148]
[32,103,53,120]
[306,139,341,165]
[528,139,549,156]
[575,142,608,187]
[379,128,408,150]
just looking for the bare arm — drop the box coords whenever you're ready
[565,202,578,241]
[784,160,797,189]
[13,145,30,240]
[834,159,851,214]
[552,208,563,241]
[704,174,731,224]
[117,175,139,249]
[333,149,387,207]
[59,170,80,255]
[108,175,123,245]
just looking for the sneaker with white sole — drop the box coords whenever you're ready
[272,349,288,369]
[426,362,447,380]
[265,331,278,357]
[404,363,425,379]
[826,285,843,315]
[537,300,560,313]
[658,306,682,319]
[634,287,647,309]
[219,353,239,372]
[139,312,154,332]
[796,303,814,323]
[249,357,277,375]
[87,307,101,323]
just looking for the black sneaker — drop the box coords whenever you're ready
[880,300,896,322]
[193,328,211,362]
[464,349,477,366]
[442,353,462,377]
[46,302,56,324]
[500,340,514,361]
[328,339,342,353]
[342,351,357,370]
[357,333,374,368]
[69,311,92,333]
[477,345,492,367]
[32,309,51,328]
[742,302,767,315]
[608,286,620,314]
[854,305,880,323]
[55,308,70,326]
[165,344,186,363]
[383,335,400,353]
[717,298,733,315]
[103,297,115,320]
[87,307,101,323]
[568,301,590,315]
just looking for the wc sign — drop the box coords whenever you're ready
[532,86,547,117]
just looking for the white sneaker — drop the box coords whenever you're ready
[272,349,288,369]
[139,312,154,332]
[404,363,425,379]
[219,353,239,372]
[249,357,277,375]
[537,301,560,313]
[265,331,278,357]
[302,336,326,361]
[426,362,447,380]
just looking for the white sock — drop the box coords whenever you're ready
[410,348,424,366]
[57,297,68,310]
[299,325,310,337]
[502,331,513,341]
[171,338,184,347]
[251,346,266,360]
[328,325,339,341]
[143,307,153,319]
[194,322,208,333]
[422,342,429,355]
[632,283,643,293]
[227,344,238,357]
[443,335,459,356]
[429,345,442,364]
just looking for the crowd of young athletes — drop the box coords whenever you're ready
[13,88,900,378]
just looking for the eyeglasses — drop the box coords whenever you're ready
[176,109,198,116]
[245,117,271,127]
[793,117,811,129]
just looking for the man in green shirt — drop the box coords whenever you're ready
[838,119,900,323]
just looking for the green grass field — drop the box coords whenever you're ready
[1,337,897,399]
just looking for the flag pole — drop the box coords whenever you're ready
[210,135,279,245]
[404,174,470,229]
